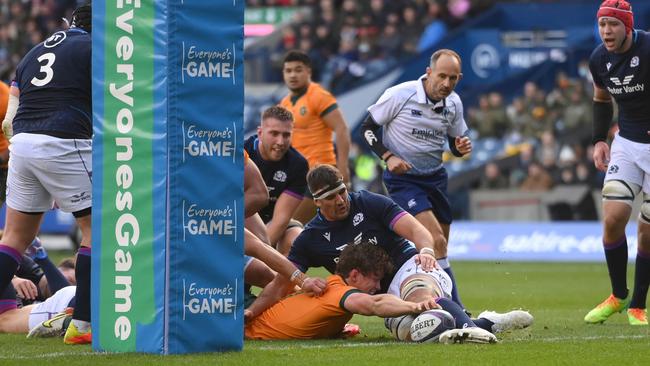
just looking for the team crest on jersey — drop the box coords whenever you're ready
[607,164,619,174]
[606,62,612,71]
[44,31,66,48]
[300,106,307,116]
[631,56,639,68]
[352,213,364,226]
[273,170,287,182]
[323,232,331,241]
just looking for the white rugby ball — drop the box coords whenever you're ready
[384,314,415,341]
[410,309,455,343]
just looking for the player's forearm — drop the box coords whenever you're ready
[244,191,268,218]
[592,100,613,145]
[246,275,293,318]
[360,114,390,159]
[366,294,419,317]
[246,233,296,279]
[334,125,351,182]
[265,218,288,248]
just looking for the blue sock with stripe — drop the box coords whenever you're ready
[0,244,22,314]
[72,246,91,322]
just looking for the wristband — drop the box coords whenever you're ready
[419,247,435,256]
[290,269,306,287]
[383,152,394,162]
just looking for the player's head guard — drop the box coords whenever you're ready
[597,0,634,35]
[71,2,92,33]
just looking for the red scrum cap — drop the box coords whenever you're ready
[597,0,634,35]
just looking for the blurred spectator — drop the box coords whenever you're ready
[520,161,554,192]
[470,94,509,140]
[478,162,509,190]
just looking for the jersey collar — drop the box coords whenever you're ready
[416,74,446,112]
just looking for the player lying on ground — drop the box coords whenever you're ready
[245,242,532,342]
[244,241,439,340]
[0,286,75,335]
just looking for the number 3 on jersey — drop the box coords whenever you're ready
[31,53,56,87]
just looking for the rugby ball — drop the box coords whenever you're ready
[410,309,455,343]
[384,314,415,341]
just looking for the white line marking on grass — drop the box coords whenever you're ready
[255,334,648,350]
[511,334,647,343]
[0,351,108,360]
[257,341,412,350]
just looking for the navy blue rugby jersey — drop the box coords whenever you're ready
[12,28,91,139]
[589,29,650,143]
[288,190,418,285]
[244,135,309,223]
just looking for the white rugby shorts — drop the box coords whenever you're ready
[7,133,92,213]
[28,286,76,331]
[605,133,650,194]
[388,255,452,299]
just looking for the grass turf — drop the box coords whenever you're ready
[2,258,650,365]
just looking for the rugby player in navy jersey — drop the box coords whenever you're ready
[0,2,93,344]
[246,164,531,342]
[361,49,470,310]
[244,106,309,255]
[584,0,650,326]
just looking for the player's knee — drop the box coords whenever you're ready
[639,193,650,225]
[602,180,640,205]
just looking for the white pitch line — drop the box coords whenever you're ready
[1,334,646,358]
[0,351,107,360]
[255,334,648,351]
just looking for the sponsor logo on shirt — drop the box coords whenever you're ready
[411,128,444,141]
[631,56,639,68]
[607,75,643,95]
[323,232,331,241]
[411,109,423,117]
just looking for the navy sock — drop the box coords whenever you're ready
[73,246,91,322]
[630,249,650,309]
[604,236,629,299]
[436,297,475,328]
[35,257,70,294]
[0,284,17,315]
[472,318,495,332]
[0,245,22,314]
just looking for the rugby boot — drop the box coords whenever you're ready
[584,294,629,324]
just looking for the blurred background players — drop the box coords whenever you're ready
[0,2,92,344]
[361,49,471,310]
[245,106,309,255]
[280,50,352,224]
[584,0,650,326]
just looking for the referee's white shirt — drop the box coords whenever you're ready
[367,74,468,176]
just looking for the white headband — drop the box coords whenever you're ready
[312,181,346,200]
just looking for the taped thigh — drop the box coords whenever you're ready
[602,179,640,206]
[400,274,443,302]
[640,193,650,225]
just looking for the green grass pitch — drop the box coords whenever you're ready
[2,256,650,365]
